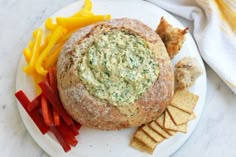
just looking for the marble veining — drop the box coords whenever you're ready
[0,0,236,157]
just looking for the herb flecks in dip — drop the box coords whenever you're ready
[78,30,159,106]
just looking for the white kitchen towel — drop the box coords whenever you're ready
[146,0,236,94]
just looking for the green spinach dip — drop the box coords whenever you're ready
[77,30,159,106]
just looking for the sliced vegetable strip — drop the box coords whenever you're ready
[57,120,78,146]
[41,94,54,126]
[27,94,41,112]
[45,18,58,31]
[15,90,49,134]
[23,48,31,63]
[70,123,79,136]
[38,80,73,126]
[53,109,60,126]
[48,67,58,95]
[83,0,92,10]
[73,0,93,17]
[36,26,67,76]
[44,44,64,69]
[56,15,111,30]
[50,126,71,152]
[24,28,43,74]
[74,121,82,130]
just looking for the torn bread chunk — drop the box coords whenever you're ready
[175,57,202,89]
[156,17,188,59]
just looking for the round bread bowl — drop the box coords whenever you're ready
[57,18,174,130]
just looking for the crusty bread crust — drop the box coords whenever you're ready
[57,18,174,130]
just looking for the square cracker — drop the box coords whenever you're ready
[149,122,170,139]
[164,111,188,133]
[134,129,158,149]
[155,113,176,136]
[156,114,164,127]
[188,112,196,121]
[130,137,155,154]
[142,125,164,143]
[171,89,199,114]
[166,130,176,136]
[167,105,191,125]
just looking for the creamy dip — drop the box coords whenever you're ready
[78,30,159,106]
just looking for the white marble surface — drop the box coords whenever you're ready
[0,0,236,156]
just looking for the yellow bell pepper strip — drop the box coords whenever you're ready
[45,18,58,31]
[83,0,92,10]
[23,28,43,74]
[29,41,34,50]
[36,26,67,76]
[23,48,31,63]
[44,44,64,69]
[56,15,111,30]
[72,9,94,17]
[72,0,93,17]
[32,72,44,94]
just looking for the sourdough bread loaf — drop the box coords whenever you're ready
[57,18,174,130]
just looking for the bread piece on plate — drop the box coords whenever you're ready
[130,137,155,154]
[164,111,188,133]
[171,89,199,114]
[175,57,202,89]
[167,105,191,125]
[156,17,188,59]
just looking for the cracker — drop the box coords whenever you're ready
[149,122,170,139]
[134,129,158,149]
[130,137,154,154]
[155,113,164,127]
[171,89,199,114]
[167,105,191,125]
[188,112,196,121]
[142,125,164,143]
[164,111,188,133]
[155,113,175,136]
[166,130,176,136]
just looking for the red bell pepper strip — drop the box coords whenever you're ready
[53,109,60,126]
[50,126,71,152]
[70,123,79,136]
[38,80,73,126]
[15,90,49,134]
[57,120,78,146]
[73,121,82,130]
[41,94,54,126]
[27,94,41,112]
[48,67,58,96]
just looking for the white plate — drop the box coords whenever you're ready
[15,0,207,157]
